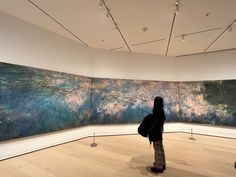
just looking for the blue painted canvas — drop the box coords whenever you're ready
[0,63,91,141]
[91,78,180,124]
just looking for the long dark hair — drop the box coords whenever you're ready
[152,96,166,120]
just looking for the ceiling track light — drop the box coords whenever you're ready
[97,0,131,52]
[106,8,110,18]
[181,35,185,42]
[228,25,232,32]
[175,0,180,14]
[114,22,118,30]
[98,0,110,18]
[98,0,103,8]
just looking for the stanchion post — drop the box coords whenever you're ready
[188,128,196,141]
[90,132,98,147]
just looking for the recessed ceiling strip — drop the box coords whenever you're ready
[27,0,88,46]
[176,47,236,57]
[165,13,176,56]
[204,19,236,52]
[102,0,132,53]
[175,27,222,38]
[132,38,165,47]
[110,46,124,51]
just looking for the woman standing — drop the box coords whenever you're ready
[148,96,166,173]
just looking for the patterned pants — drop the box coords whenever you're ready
[153,141,166,169]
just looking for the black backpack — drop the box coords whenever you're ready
[138,114,154,137]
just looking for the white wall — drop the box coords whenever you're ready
[0,11,178,81]
[0,11,93,77]
[89,50,177,81]
[176,50,236,81]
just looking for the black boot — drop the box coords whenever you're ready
[153,162,166,170]
[150,167,164,173]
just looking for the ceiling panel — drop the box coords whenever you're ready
[32,0,127,50]
[0,0,78,42]
[0,0,235,56]
[131,40,167,56]
[173,0,236,35]
[111,47,130,53]
[207,22,236,52]
[168,29,221,56]
[106,0,174,54]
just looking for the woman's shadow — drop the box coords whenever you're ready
[126,154,154,175]
[126,155,210,177]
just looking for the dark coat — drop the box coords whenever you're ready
[147,109,165,142]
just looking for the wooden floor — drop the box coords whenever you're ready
[0,133,236,177]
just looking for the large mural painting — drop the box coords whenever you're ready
[179,81,236,126]
[0,63,91,141]
[0,62,236,141]
[91,79,180,124]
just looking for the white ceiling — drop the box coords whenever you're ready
[0,0,236,56]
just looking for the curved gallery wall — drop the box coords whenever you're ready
[1,62,236,142]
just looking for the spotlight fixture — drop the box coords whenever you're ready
[106,8,110,18]
[98,0,110,18]
[181,35,185,42]
[98,0,103,8]
[175,0,180,14]
[114,23,118,30]
[228,25,232,32]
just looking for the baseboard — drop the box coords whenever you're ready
[178,123,236,139]
[0,123,235,160]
